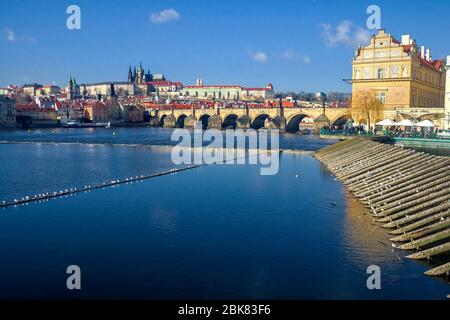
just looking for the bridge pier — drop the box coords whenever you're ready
[148,109,160,127]
[237,115,251,129]
[264,116,286,132]
[163,114,177,128]
[208,114,222,129]
[184,115,197,128]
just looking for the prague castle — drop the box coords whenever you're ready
[351,29,446,126]
[66,62,274,101]
[127,61,165,84]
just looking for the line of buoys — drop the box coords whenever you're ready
[0,165,201,209]
[314,137,449,283]
[0,149,261,211]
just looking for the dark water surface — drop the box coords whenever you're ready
[0,127,336,150]
[0,128,448,299]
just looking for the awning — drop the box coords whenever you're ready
[376,119,396,126]
[415,120,435,127]
[395,119,415,127]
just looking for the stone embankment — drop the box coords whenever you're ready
[315,138,450,278]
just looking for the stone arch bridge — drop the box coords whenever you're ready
[149,107,352,132]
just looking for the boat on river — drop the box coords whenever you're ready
[62,121,109,128]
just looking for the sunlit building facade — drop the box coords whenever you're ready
[352,29,446,126]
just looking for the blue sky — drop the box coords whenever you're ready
[1,0,449,92]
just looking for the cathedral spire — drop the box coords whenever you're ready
[128,65,133,83]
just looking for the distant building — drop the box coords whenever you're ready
[40,85,61,96]
[0,95,16,128]
[445,56,450,129]
[352,29,446,126]
[242,84,275,100]
[16,102,58,128]
[0,87,12,95]
[56,101,85,124]
[148,81,183,96]
[183,83,274,100]
[34,96,57,109]
[23,83,43,96]
[120,104,144,123]
[127,62,165,84]
[84,101,109,123]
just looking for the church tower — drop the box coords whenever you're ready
[128,66,133,83]
[67,75,74,99]
[136,61,144,84]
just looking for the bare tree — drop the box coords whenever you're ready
[351,89,383,130]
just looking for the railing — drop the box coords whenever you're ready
[320,129,442,140]
[320,129,376,137]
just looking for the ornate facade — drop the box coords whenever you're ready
[352,29,446,126]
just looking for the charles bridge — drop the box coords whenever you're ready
[147,106,352,132]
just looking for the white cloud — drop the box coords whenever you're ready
[303,56,311,64]
[150,9,181,24]
[282,49,295,60]
[3,28,15,42]
[320,20,371,47]
[252,51,268,63]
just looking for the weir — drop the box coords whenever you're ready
[314,138,450,279]
[0,166,203,209]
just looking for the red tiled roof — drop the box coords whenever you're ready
[419,56,443,71]
[184,85,243,89]
[16,104,40,111]
[244,87,271,91]
[147,81,183,86]
[403,45,412,53]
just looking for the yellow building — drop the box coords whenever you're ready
[351,29,446,127]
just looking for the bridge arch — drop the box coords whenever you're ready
[416,113,442,121]
[331,114,352,129]
[222,114,239,129]
[251,114,270,130]
[198,114,210,130]
[286,113,313,133]
[176,114,188,128]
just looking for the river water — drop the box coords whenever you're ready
[0,128,448,299]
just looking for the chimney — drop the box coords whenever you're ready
[401,35,410,45]
[421,46,425,60]
[426,48,431,61]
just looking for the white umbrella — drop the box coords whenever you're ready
[415,120,435,127]
[395,119,415,127]
[376,119,396,126]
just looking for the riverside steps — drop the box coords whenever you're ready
[314,138,450,279]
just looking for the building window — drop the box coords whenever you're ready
[377,68,385,79]
[375,50,387,58]
[375,92,386,104]
[391,65,399,78]
[363,67,371,79]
